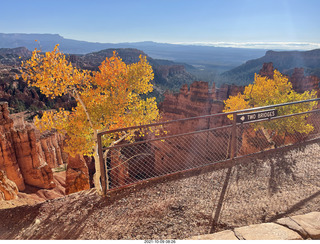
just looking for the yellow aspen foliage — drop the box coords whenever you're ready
[223,70,317,135]
[21,45,160,193]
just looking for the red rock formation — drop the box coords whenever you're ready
[160,81,220,120]
[259,62,320,96]
[109,149,129,188]
[0,102,66,192]
[151,81,232,175]
[11,127,55,189]
[239,128,274,155]
[259,62,274,78]
[216,84,244,101]
[0,170,19,201]
[290,68,320,95]
[39,132,64,169]
[0,102,25,191]
[65,154,90,195]
[153,65,185,79]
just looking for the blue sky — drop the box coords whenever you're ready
[1,0,320,49]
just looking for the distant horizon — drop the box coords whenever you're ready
[1,32,320,51]
[1,0,319,51]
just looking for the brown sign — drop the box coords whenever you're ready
[236,109,278,123]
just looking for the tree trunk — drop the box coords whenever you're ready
[93,132,103,195]
[74,90,103,195]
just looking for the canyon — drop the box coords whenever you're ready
[0,101,92,203]
[106,62,320,189]
[160,62,320,124]
[0,102,63,199]
[0,44,320,203]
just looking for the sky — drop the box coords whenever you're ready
[1,0,320,50]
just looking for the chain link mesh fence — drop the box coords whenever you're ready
[96,99,320,236]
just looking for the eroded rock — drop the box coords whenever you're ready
[0,170,18,201]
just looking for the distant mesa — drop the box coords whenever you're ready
[221,49,320,86]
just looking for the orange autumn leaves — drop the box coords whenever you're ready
[22,45,160,156]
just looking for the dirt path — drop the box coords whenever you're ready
[0,143,319,240]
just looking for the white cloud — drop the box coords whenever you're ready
[172,41,320,50]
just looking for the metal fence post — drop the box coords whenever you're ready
[210,112,237,233]
[230,112,237,159]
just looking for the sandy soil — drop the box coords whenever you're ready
[0,143,319,240]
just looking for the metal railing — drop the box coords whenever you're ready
[97,98,320,196]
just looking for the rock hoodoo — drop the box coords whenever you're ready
[259,62,320,96]
[0,102,65,191]
[0,170,19,201]
[65,154,90,195]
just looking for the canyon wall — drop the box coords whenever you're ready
[0,102,65,196]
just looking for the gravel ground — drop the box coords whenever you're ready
[0,142,319,240]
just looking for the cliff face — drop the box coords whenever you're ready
[0,102,25,190]
[216,83,245,101]
[160,81,220,119]
[0,102,65,191]
[259,62,320,96]
[159,80,245,123]
[290,68,320,95]
[0,170,18,200]
[65,154,90,195]
[149,81,232,175]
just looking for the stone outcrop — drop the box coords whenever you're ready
[290,212,320,239]
[259,62,320,96]
[160,81,223,122]
[0,102,65,192]
[259,62,275,78]
[150,81,231,175]
[65,154,90,195]
[0,102,25,190]
[10,127,55,189]
[0,170,18,201]
[39,132,64,169]
[153,65,186,79]
[216,83,244,101]
[290,68,320,95]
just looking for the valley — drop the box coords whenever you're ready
[0,36,320,240]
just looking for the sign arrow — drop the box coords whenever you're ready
[236,109,278,123]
